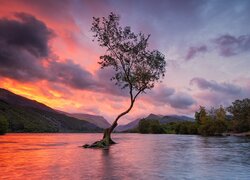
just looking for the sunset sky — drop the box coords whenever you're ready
[0,0,250,124]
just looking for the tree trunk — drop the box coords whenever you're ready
[103,97,135,143]
[83,99,135,149]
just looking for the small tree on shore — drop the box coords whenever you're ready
[0,114,8,135]
[227,98,250,132]
[195,106,207,125]
[84,13,166,148]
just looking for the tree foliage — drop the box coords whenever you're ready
[227,98,250,121]
[162,121,198,134]
[215,105,226,121]
[91,13,166,101]
[227,98,250,132]
[195,106,207,125]
[195,106,228,136]
[138,119,164,134]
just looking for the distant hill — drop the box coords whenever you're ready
[0,88,54,112]
[115,118,141,132]
[116,113,194,132]
[0,88,102,133]
[65,113,111,129]
[159,115,194,124]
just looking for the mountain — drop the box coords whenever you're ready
[115,118,141,132]
[116,113,194,132]
[66,113,111,129]
[0,88,102,133]
[146,113,163,120]
[159,115,194,124]
[0,88,54,112]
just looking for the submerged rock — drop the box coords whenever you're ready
[82,140,110,149]
[82,144,90,148]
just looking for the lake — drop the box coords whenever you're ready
[0,133,250,180]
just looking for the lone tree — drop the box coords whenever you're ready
[84,13,166,148]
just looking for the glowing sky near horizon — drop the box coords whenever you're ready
[0,0,250,124]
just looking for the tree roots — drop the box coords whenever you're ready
[83,128,116,149]
[83,138,116,149]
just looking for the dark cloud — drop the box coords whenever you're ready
[185,45,207,60]
[0,13,54,81]
[0,13,54,57]
[48,60,97,90]
[190,77,242,95]
[213,34,250,57]
[0,45,47,81]
[0,13,97,91]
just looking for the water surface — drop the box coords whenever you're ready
[0,133,250,180]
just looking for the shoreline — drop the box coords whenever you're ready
[222,132,250,137]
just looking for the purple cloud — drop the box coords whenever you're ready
[145,86,196,109]
[190,77,250,109]
[184,34,250,60]
[213,34,250,57]
[185,45,207,60]
[168,92,196,109]
[190,77,242,95]
[48,60,97,90]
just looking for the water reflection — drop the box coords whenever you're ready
[0,133,250,179]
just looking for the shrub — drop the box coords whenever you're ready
[0,114,8,135]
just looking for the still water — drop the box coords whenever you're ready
[0,133,250,180]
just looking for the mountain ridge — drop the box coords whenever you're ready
[63,112,111,129]
[0,88,102,132]
[0,88,54,112]
[116,113,194,132]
